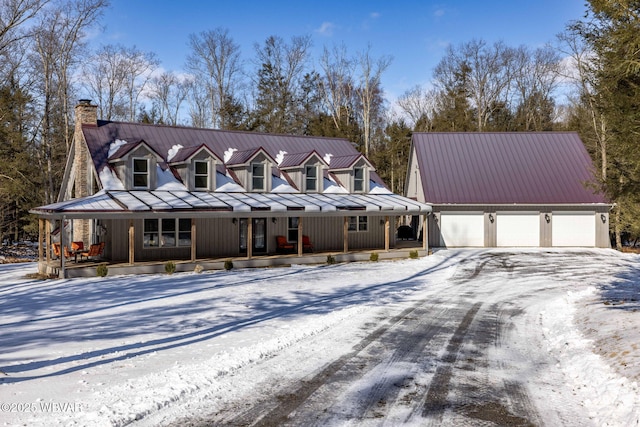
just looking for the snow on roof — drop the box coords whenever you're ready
[108,139,129,158]
[275,150,288,165]
[271,175,299,193]
[223,148,238,163]
[98,167,125,190]
[167,144,184,162]
[156,165,187,191]
[215,172,244,192]
[323,177,348,194]
[370,180,392,194]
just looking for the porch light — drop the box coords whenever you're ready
[545,213,551,223]
[488,213,494,223]
[601,214,607,223]
[232,218,237,225]
[272,217,277,224]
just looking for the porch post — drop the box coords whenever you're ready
[59,216,66,278]
[38,218,44,262]
[45,219,51,263]
[423,214,428,251]
[247,219,253,259]
[384,216,390,252]
[190,218,196,262]
[343,216,349,253]
[128,219,135,265]
[297,216,303,257]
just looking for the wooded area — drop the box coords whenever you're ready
[0,0,638,247]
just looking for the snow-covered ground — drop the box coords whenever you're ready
[0,249,639,426]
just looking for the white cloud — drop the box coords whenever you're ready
[315,21,335,37]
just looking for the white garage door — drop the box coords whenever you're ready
[439,213,484,247]
[497,213,540,247]
[552,212,596,247]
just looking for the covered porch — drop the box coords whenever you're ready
[31,190,432,278]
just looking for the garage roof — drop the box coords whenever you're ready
[412,132,608,205]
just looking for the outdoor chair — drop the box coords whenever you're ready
[52,243,61,259]
[80,241,105,261]
[71,241,84,251]
[302,235,314,252]
[63,245,74,261]
[275,235,295,254]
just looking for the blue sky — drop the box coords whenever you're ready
[95,0,588,101]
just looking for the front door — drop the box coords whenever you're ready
[239,218,267,254]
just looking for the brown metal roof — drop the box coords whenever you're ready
[83,121,384,185]
[412,132,607,205]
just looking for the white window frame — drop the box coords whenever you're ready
[251,162,266,192]
[133,158,150,189]
[194,160,209,190]
[353,167,365,193]
[305,165,318,193]
[348,216,368,232]
[143,218,192,248]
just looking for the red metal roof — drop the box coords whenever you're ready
[412,132,607,205]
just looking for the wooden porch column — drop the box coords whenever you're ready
[190,218,196,262]
[128,219,135,265]
[384,216,390,252]
[343,216,349,253]
[247,219,253,259]
[59,216,66,278]
[297,216,303,257]
[38,218,44,263]
[45,220,51,263]
[423,214,428,251]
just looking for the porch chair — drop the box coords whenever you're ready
[63,245,74,261]
[275,235,295,254]
[80,241,105,261]
[52,243,61,259]
[71,241,84,251]
[302,235,314,253]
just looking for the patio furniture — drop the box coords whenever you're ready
[275,235,295,254]
[302,235,314,252]
[80,242,105,261]
[71,241,84,251]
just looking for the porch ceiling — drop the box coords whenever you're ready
[30,190,432,219]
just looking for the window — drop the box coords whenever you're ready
[354,167,365,192]
[288,217,299,242]
[133,158,149,188]
[252,162,265,191]
[143,218,192,248]
[194,161,209,190]
[305,165,318,192]
[348,216,368,232]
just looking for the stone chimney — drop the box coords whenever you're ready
[72,100,98,244]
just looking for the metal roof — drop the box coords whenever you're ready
[31,190,432,219]
[412,132,608,205]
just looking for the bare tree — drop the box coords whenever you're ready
[186,28,242,129]
[148,71,190,125]
[396,85,439,131]
[83,44,158,121]
[0,0,48,55]
[317,43,356,131]
[356,45,391,156]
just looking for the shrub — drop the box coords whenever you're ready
[326,254,336,265]
[409,250,419,259]
[96,264,108,277]
[165,261,176,274]
[370,252,379,262]
[224,259,233,270]
[194,264,204,274]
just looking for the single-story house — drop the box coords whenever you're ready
[404,132,611,248]
[31,101,431,277]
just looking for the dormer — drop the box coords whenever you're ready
[107,139,163,190]
[225,147,276,192]
[168,144,221,191]
[328,154,375,193]
[278,151,328,193]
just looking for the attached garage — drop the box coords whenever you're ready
[552,212,596,247]
[439,213,484,247]
[497,212,540,247]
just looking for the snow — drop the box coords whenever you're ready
[107,139,128,158]
[155,165,187,191]
[275,150,287,165]
[1,249,639,426]
[271,175,298,193]
[98,168,125,191]
[323,176,348,193]
[369,180,392,194]
[223,148,237,163]
[166,144,183,162]
[214,172,244,192]
[323,153,333,165]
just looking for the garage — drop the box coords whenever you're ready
[439,213,484,247]
[552,212,596,247]
[497,212,540,247]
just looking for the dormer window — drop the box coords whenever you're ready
[133,158,149,189]
[252,162,265,191]
[305,165,318,192]
[194,160,209,190]
[354,167,365,193]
